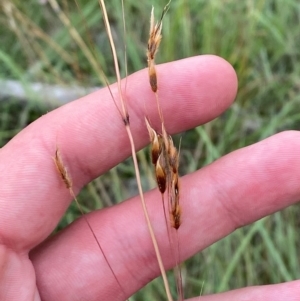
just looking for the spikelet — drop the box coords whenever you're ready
[147,8,161,92]
[145,117,181,230]
[147,1,171,92]
[53,147,72,190]
[170,170,181,230]
[145,117,161,165]
[168,136,181,230]
[156,154,167,194]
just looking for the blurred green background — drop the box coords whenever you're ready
[1,0,299,299]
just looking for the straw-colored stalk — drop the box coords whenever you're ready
[97,1,174,300]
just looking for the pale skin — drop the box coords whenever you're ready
[0,55,299,301]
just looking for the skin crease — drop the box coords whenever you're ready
[0,55,299,300]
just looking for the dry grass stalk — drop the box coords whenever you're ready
[97,1,174,300]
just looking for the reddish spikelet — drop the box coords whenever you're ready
[147,1,170,93]
[145,117,161,165]
[147,7,162,92]
[170,171,181,230]
[156,154,167,194]
[145,118,181,230]
[53,147,72,189]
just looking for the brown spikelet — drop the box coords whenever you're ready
[172,171,179,197]
[168,140,179,173]
[152,133,161,165]
[170,171,181,229]
[53,147,72,189]
[171,204,181,230]
[169,137,181,230]
[156,154,167,194]
[147,7,163,61]
[171,207,181,230]
[147,1,171,92]
[148,60,158,93]
[145,117,181,230]
[145,117,161,165]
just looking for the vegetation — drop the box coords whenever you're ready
[0,0,299,299]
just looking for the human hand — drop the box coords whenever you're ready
[0,55,299,301]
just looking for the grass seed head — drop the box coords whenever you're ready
[147,7,163,62]
[151,132,161,165]
[147,2,171,93]
[53,147,72,189]
[145,119,181,230]
[147,6,160,93]
[145,117,161,165]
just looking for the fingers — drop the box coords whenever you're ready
[31,131,300,300]
[0,55,237,251]
[188,280,300,301]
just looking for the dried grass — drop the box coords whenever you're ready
[52,1,180,300]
